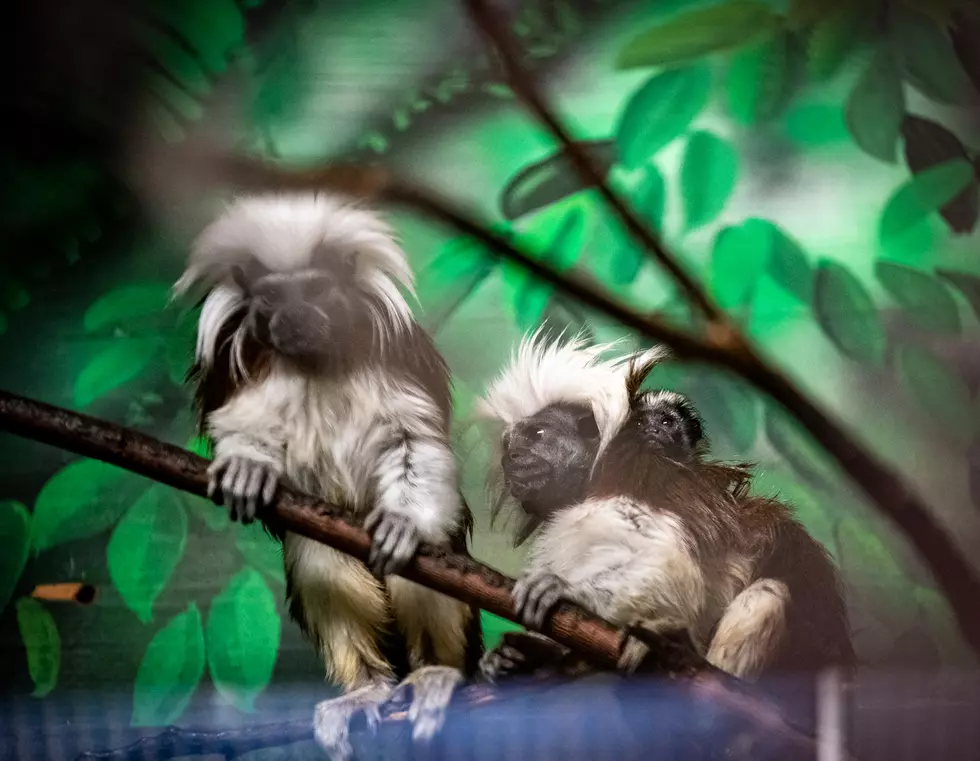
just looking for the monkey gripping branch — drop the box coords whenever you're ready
[0,389,835,761]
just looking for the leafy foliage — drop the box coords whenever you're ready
[84,283,173,332]
[416,236,499,333]
[844,44,905,163]
[31,459,133,553]
[874,262,961,334]
[615,66,712,170]
[726,30,795,125]
[108,486,189,624]
[936,269,980,321]
[0,501,30,613]
[892,8,975,105]
[764,406,840,493]
[680,131,739,230]
[132,604,206,727]
[782,102,849,148]
[812,261,886,364]
[764,222,814,303]
[234,522,286,585]
[878,160,974,245]
[16,597,61,697]
[691,372,759,455]
[710,219,774,314]
[75,338,160,408]
[806,9,866,81]
[615,0,782,70]
[206,568,281,712]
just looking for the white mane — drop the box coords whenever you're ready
[173,192,416,373]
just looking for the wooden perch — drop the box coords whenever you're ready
[1,388,831,760]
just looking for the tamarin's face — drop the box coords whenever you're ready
[232,251,362,370]
[628,390,705,461]
[501,402,601,519]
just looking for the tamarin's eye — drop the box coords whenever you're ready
[533,428,546,440]
[575,414,599,439]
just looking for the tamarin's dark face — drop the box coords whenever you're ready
[501,402,601,519]
[629,390,705,461]
[232,253,361,370]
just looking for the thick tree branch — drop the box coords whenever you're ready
[192,150,980,659]
[460,0,721,321]
[2,389,826,761]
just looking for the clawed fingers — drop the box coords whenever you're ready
[513,574,566,630]
[367,513,420,578]
[206,456,280,524]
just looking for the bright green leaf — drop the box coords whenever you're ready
[936,269,980,322]
[812,261,886,364]
[74,338,159,408]
[879,160,974,243]
[481,610,524,650]
[611,164,666,285]
[16,597,60,697]
[84,283,172,333]
[31,459,132,553]
[782,103,849,147]
[615,0,782,70]
[893,8,975,105]
[894,345,974,444]
[766,223,813,303]
[681,131,739,231]
[107,487,188,624]
[615,65,712,169]
[874,261,961,334]
[0,501,31,613]
[710,219,774,313]
[499,140,618,219]
[416,237,497,333]
[727,30,792,125]
[132,604,205,727]
[235,522,285,584]
[182,493,228,533]
[764,407,840,492]
[206,568,280,712]
[807,9,866,82]
[844,44,905,163]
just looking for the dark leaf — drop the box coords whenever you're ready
[879,160,974,243]
[894,345,975,444]
[615,0,782,70]
[936,268,980,321]
[764,406,840,492]
[500,140,618,219]
[807,9,867,81]
[950,10,980,95]
[767,223,813,303]
[16,597,60,697]
[874,261,961,334]
[812,260,886,364]
[0,502,30,614]
[893,8,975,105]
[727,30,793,125]
[901,116,978,234]
[681,131,739,231]
[615,66,712,170]
[844,44,906,163]
[692,373,759,454]
[133,605,205,727]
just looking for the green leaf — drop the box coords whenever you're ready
[710,219,774,313]
[235,522,285,584]
[16,597,60,697]
[612,164,666,285]
[31,459,132,553]
[807,9,866,81]
[692,373,759,454]
[874,261,961,334]
[812,261,886,364]
[615,65,712,170]
[936,269,980,322]
[107,487,188,624]
[844,44,905,163]
[132,604,205,727]
[893,8,975,105]
[782,102,849,148]
[206,568,280,712]
[681,131,739,231]
[166,312,199,386]
[878,160,974,243]
[894,345,974,444]
[764,407,839,492]
[182,493,228,532]
[766,223,813,303]
[84,283,172,333]
[727,30,792,125]
[615,0,782,70]
[0,501,30,613]
[75,338,159,408]
[499,140,618,220]
[481,610,524,650]
[416,237,497,333]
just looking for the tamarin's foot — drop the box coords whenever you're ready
[512,571,569,630]
[364,510,421,578]
[313,680,393,761]
[207,455,280,523]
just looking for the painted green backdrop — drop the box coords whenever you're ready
[2,0,980,732]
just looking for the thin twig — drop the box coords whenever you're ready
[460,0,721,321]
[1,389,826,761]
[196,151,980,658]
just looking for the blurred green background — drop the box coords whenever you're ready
[2,0,980,731]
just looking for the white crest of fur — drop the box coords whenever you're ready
[173,192,417,370]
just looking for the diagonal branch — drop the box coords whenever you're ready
[459,0,721,321]
[2,389,827,761]
[190,151,980,659]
